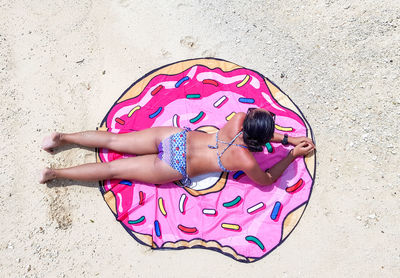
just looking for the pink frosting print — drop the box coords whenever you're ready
[97,58,315,263]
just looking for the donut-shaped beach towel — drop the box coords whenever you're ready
[96,58,316,263]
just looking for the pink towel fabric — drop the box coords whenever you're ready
[97,58,315,263]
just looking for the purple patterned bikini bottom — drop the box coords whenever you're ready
[157,127,191,187]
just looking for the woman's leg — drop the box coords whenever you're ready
[40,154,182,184]
[42,127,182,155]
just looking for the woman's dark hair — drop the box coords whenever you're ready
[243,109,275,152]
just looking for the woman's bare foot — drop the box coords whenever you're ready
[42,132,63,153]
[39,168,56,184]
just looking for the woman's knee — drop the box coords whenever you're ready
[107,161,120,179]
[108,133,122,150]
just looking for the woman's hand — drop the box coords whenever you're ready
[292,141,315,157]
[289,136,314,147]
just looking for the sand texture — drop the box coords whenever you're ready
[1,0,399,277]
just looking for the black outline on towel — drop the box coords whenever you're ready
[96,57,316,263]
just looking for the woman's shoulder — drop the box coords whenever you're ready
[232,112,246,128]
[228,142,256,170]
[220,112,246,132]
[234,112,246,120]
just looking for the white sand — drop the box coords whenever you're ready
[1,0,399,277]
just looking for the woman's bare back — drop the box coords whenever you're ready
[186,112,251,177]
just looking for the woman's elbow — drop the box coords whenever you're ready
[261,172,275,186]
[261,180,273,186]
[253,179,273,186]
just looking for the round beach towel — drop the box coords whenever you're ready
[96,58,316,263]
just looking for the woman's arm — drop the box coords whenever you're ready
[271,132,314,147]
[270,132,285,143]
[243,142,314,185]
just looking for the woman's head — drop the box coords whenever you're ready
[242,108,275,152]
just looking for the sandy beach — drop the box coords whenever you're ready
[1,0,399,277]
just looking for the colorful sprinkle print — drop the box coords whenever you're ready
[238,97,255,104]
[186,94,201,99]
[154,220,161,237]
[97,59,315,263]
[158,197,167,216]
[213,96,228,108]
[275,124,294,132]
[172,114,180,127]
[223,196,242,208]
[233,171,245,179]
[128,216,145,225]
[286,179,304,193]
[178,224,197,234]
[139,191,145,205]
[270,201,282,221]
[202,209,216,215]
[202,79,218,86]
[115,118,125,125]
[149,107,162,119]
[245,236,265,251]
[128,106,141,117]
[247,202,265,214]
[265,142,273,153]
[189,111,205,123]
[179,194,187,214]
[237,75,250,87]
[221,223,240,230]
[226,112,236,121]
[175,76,189,87]
[151,85,163,96]
[119,180,132,186]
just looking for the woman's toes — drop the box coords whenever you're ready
[42,132,61,153]
[39,168,55,184]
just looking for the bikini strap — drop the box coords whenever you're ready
[217,135,248,148]
[216,131,244,172]
[208,130,246,172]
[208,130,247,149]
[218,131,243,157]
[207,130,220,149]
